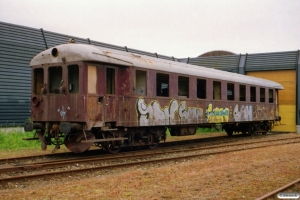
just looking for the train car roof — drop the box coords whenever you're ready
[31,43,284,90]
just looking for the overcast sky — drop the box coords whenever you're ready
[0,0,299,58]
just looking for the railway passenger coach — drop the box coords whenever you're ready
[24,41,284,153]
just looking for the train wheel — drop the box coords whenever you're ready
[148,143,159,149]
[248,126,254,136]
[226,129,233,136]
[105,141,121,154]
[147,132,160,149]
[64,131,95,153]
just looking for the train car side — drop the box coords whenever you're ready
[24,42,283,153]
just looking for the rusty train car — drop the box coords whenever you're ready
[24,41,283,153]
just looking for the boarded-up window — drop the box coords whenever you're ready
[34,68,43,94]
[178,76,189,98]
[136,70,146,95]
[88,65,97,94]
[213,81,221,100]
[106,68,115,94]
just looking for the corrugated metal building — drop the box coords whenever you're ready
[0,21,299,132]
[0,21,176,127]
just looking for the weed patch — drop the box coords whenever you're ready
[0,131,40,150]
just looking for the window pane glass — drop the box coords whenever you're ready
[68,65,79,93]
[250,86,256,102]
[269,89,274,103]
[227,83,234,100]
[197,79,206,99]
[49,66,62,94]
[106,68,115,94]
[260,88,265,102]
[156,73,169,97]
[34,68,43,94]
[239,85,246,101]
[136,70,147,95]
[213,81,221,100]
[178,76,189,98]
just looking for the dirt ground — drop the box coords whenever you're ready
[1,133,300,200]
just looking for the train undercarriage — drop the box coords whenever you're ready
[25,121,168,153]
[24,120,275,154]
[222,121,274,136]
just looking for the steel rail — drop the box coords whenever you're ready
[256,178,300,200]
[0,132,289,165]
[1,136,300,174]
[1,137,300,187]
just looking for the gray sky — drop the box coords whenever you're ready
[0,0,299,58]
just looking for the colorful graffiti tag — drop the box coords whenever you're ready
[206,104,229,123]
[136,97,203,126]
[136,97,275,126]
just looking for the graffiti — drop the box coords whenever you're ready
[178,101,203,124]
[136,97,203,126]
[136,97,276,126]
[233,104,252,121]
[206,104,229,123]
[57,106,70,119]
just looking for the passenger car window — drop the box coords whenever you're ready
[227,83,234,100]
[250,86,256,102]
[239,85,246,101]
[136,70,147,95]
[269,89,274,103]
[178,76,189,98]
[197,79,206,99]
[34,68,43,94]
[213,81,221,100]
[68,65,79,93]
[156,73,169,97]
[49,66,62,94]
[106,68,115,94]
[260,88,265,102]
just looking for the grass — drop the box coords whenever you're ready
[0,127,223,151]
[0,130,40,150]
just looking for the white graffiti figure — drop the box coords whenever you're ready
[136,97,179,126]
[136,97,203,126]
[233,104,252,121]
[57,106,71,119]
[178,101,203,124]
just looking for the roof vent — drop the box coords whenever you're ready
[68,38,75,43]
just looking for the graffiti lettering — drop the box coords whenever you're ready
[206,104,229,123]
[136,97,203,126]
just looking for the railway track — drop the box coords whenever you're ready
[0,132,291,165]
[1,134,300,188]
[256,178,300,200]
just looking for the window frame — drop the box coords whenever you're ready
[156,72,169,97]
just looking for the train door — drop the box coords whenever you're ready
[86,65,103,125]
[104,67,118,122]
